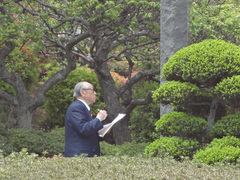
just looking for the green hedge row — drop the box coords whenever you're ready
[1,127,240,165]
[0,127,147,158]
[0,127,64,157]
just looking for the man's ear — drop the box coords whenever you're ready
[80,90,85,97]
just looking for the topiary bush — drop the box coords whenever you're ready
[144,137,201,160]
[40,66,102,129]
[152,39,240,138]
[210,112,240,139]
[193,136,240,165]
[155,112,208,140]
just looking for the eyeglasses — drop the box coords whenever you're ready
[82,87,96,92]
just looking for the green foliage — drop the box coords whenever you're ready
[189,1,240,44]
[0,134,7,154]
[207,136,240,148]
[0,122,7,137]
[155,112,208,140]
[129,104,159,143]
[0,82,15,96]
[130,80,160,143]
[39,0,159,40]
[194,146,240,165]
[210,112,240,138]
[0,101,10,130]
[41,67,101,129]
[100,142,148,157]
[144,137,201,160]
[1,128,64,157]
[108,60,130,77]
[1,1,44,90]
[153,39,240,137]
[162,39,240,85]
[193,136,240,165]
[7,47,41,90]
[152,81,203,105]
[215,75,240,106]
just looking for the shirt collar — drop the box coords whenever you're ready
[77,99,90,111]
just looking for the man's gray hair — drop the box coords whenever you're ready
[73,82,88,97]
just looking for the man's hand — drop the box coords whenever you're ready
[96,110,107,121]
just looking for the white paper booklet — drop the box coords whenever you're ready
[98,113,126,137]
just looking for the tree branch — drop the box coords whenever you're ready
[123,92,153,114]
[119,69,160,96]
[0,90,18,106]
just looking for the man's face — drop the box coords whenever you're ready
[80,83,97,105]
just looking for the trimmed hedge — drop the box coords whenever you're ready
[1,128,64,157]
[1,151,239,179]
[1,128,147,158]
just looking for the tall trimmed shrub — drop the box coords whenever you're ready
[152,39,240,136]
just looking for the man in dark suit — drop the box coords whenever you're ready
[64,81,107,157]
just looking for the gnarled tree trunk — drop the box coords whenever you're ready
[95,62,132,145]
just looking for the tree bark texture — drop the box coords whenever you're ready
[95,62,132,145]
[206,98,219,136]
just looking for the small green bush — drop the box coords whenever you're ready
[144,137,201,160]
[100,142,148,157]
[210,112,240,139]
[193,136,240,165]
[155,112,208,140]
[194,146,240,165]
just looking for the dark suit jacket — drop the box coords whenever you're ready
[64,100,103,157]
